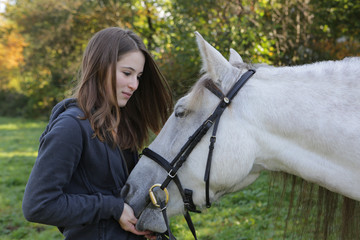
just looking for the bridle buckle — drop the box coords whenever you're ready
[143,69,256,240]
[168,169,177,178]
[149,184,169,208]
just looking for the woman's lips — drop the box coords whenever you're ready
[122,92,132,99]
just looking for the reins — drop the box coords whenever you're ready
[142,69,256,240]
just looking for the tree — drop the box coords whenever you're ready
[1,0,359,117]
[310,0,360,60]
[4,0,169,116]
[0,17,26,91]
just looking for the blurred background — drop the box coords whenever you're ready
[0,1,360,239]
[1,0,359,118]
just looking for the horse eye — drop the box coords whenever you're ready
[175,105,188,118]
[175,110,186,118]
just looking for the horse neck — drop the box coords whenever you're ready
[238,61,360,200]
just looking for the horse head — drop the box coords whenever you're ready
[122,32,262,233]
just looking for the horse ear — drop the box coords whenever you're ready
[229,48,243,66]
[195,31,232,83]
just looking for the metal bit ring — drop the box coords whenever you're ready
[149,184,169,208]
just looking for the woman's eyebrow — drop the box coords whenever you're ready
[119,66,143,75]
[119,66,136,71]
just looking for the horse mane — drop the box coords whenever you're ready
[270,172,360,239]
[186,61,254,112]
[186,59,360,239]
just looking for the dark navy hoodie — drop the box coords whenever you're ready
[22,99,145,240]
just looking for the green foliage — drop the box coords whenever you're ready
[0,116,291,240]
[0,118,355,239]
[0,90,28,117]
[0,0,359,117]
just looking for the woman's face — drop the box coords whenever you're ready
[115,50,145,107]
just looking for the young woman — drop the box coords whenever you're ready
[22,27,172,240]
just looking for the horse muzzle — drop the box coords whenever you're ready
[136,203,168,233]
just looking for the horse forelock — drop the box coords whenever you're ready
[185,75,213,112]
[183,64,257,122]
[185,72,237,111]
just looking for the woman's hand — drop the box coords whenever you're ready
[119,203,156,239]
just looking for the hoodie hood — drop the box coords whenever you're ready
[40,98,78,142]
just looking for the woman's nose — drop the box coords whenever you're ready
[128,77,139,91]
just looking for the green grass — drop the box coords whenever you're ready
[0,117,63,240]
[170,173,290,240]
[0,116,292,240]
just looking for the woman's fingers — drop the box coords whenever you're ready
[119,203,154,237]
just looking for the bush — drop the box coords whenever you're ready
[0,90,29,117]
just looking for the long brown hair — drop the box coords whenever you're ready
[73,27,172,150]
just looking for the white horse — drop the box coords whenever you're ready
[123,32,360,238]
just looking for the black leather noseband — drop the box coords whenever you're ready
[143,69,256,240]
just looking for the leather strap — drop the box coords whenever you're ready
[203,69,255,207]
[162,201,176,240]
[143,69,256,239]
[203,115,221,208]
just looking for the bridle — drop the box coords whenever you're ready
[142,69,256,240]
[143,69,255,239]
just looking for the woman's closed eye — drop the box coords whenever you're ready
[123,71,142,80]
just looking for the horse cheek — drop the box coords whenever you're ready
[122,161,155,217]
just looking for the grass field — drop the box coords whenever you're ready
[0,117,62,239]
[0,116,292,240]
